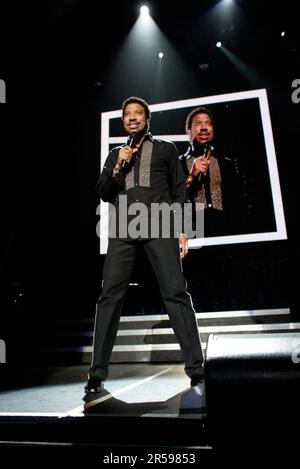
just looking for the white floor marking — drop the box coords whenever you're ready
[62,366,175,416]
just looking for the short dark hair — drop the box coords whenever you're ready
[122,96,151,120]
[185,106,214,133]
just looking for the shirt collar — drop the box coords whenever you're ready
[145,131,155,143]
[184,144,193,160]
[124,131,154,145]
[184,143,217,160]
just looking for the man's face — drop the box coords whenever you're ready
[188,112,214,145]
[123,103,149,135]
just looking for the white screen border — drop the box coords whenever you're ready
[99,89,287,254]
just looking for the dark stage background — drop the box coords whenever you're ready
[0,1,299,323]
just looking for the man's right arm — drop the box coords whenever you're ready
[96,149,125,203]
[180,156,200,203]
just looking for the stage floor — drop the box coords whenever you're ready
[0,361,298,464]
[0,363,204,417]
[0,363,212,464]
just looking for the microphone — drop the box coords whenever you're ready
[122,132,137,168]
[185,144,213,188]
[127,132,137,148]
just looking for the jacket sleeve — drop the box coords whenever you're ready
[169,143,188,205]
[179,155,202,203]
[96,148,125,203]
[168,143,193,236]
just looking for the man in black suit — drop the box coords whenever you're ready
[83,97,204,407]
[180,106,249,237]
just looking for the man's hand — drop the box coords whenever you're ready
[179,233,188,259]
[192,156,211,177]
[117,145,138,167]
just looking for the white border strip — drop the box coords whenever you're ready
[259,90,287,237]
[118,308,290,322]
[42,309,290,324]
[116,322,300,336]
[0,412,63,417]
[76,323,300,353]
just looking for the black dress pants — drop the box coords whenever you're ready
[89,237,203,380]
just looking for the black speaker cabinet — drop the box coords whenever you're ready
[205,332,300,441]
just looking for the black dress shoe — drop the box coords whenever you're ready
[84,376,103,393]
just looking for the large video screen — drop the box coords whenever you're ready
[98,89,286,254]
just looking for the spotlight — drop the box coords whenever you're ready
[140,5,149,16]
[216,41,222,48]
[281,31,286,37]
[158,52,164,59]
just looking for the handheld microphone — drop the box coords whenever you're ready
[122,132,137,168]
[127,132,137,148]
[185,144,213,188]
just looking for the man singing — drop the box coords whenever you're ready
[83,97,203,407]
